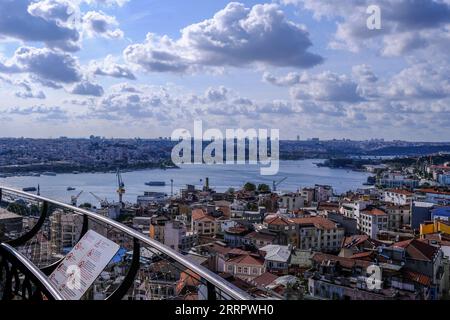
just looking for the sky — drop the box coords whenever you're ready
[0,0,449,141]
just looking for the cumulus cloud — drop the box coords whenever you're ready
[262,71,303,87]
[13,79,47,99]
[0,0,80,52]
[83,0,129,7]
[283,0,450,57]
[10,47,83,83]
[28,0,78,23]
[124,2,323,73]
[83,11,124,39]
[89,55,136,79]
[8,105,68,121]
[290,71,364,103]
[70,80,104,96]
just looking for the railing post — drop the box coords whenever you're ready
[207,281,217,300]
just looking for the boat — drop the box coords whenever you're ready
[22,187,37,192]
[42,172,57,176]
[67,187,76,191]
[145,181,166,186]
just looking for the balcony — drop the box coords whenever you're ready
[0,186,252,301]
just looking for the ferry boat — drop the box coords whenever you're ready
[67,187,76,191]
[145,181,166,186]
[22,187,37,192]
[42,172,57,176]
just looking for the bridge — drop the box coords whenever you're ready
[0,186,253,301]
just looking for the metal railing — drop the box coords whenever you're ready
[0,186,252,301]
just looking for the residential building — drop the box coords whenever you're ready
[163,220,198,253]
[383,189,413,206]
[292,216,345,252]
[259,244,292,275]
[359,207,388,239]
[223,253,266,281]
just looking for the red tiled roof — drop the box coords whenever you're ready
[349,251,374,260]
[264,215,293,226]
[192,208,215,221]
[392,239,440,261]
[403,269,431,286]
[291,217,338,230]
[417,189,450,196]
[244,231,276,242]
[227,254,264,266]
[385,189,413,196]
[252,272,278,287]
[361,208,387,216]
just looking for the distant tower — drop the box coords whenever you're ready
[297,135,300,141]
[170,179,174,197]
[37,184,40,196]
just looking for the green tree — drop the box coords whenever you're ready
[7,202,30,216]
[257,184,271,193]
[243,182,256,192]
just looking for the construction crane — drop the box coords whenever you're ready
[272,177,287,192]
[89,192,109,208]
[71,190,83,206]
[116,168,125,207]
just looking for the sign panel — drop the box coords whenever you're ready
[49,230,120,300]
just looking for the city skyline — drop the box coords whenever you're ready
[0,0,449,141]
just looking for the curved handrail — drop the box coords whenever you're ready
[0,186,252,300]
[0,243,64,300]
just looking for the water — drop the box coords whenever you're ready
[0,160,370,206]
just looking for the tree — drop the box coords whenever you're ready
[226,187,235,194]
[257,184,271,193]
[243,182,256,192]
[79,202,92,209]
[7,202,30,216]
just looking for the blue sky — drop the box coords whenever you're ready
[0,0,449,141]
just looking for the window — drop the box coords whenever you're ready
[252,268,258,274]
[237,267,242,273]
[227,265,233,272]
[243,267,248,274]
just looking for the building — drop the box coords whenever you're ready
[383,204,411,231]
[416,189,450,206]
[411,201,435,230]
[279,193,305,211]
[137,192,167,207]
[383,189,413,206]
[224,226,250,248]
[50,210,83,254]
[149,215,169,243]
[259,245,292,275]
[263,215,297,246]
[431,207,450,222]
[392,239,447,299]
[359,208,388,239]
[292,217,345,252]
[326,212,358,236]
[191,208,220,237]
[0,208,23,238]
[223,253,266,281]
[163,220,198,253]
[378,173,419,189]
[243,230,277,249]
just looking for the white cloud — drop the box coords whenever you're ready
[83,11,124,39]
[283,0,450,57]
[89,55,136,79]
[70,80,104,96]
[124,2,323,74]
[0,0,80,52]
[9,47,83,84]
